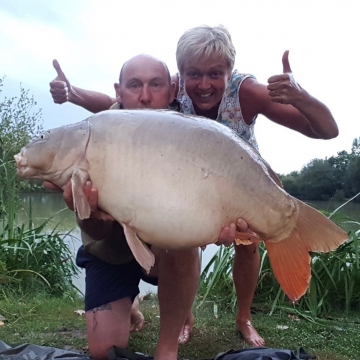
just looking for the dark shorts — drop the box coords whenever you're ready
[76,246,158,311]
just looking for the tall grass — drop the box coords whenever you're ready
[199,196,360,318]
[0,156,79,297]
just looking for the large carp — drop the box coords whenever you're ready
[14,109,347,301]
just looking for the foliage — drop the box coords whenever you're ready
[0,222,80,296]
[0,77,43,207]
[0,157,80,296]
[0,77,43,157]
[333,189,345,202]
[280,138,360,201]
[298,159,342,200]
[198,198,360,321]
[343,156,360,199]
[0,78,79,295]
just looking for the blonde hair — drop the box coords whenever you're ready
[176,25,236,73]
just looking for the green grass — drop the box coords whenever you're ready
[0,294,358,360]
[0,155,79,296]
[199,199,360,319]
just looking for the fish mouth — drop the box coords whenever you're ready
[14,153,31,177]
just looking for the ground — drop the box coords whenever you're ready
[0,295,358,360]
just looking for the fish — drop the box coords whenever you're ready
[14,109,348,302]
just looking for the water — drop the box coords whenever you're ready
[17,193,220,295]
[17,193,360,295]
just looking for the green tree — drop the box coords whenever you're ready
[344,156,360,200]
[351,137,360,156]
[0,77,43,160]
[297,159,341,200]
[0,77,43,215]
[280,171,301,197]
[328,150,351,173]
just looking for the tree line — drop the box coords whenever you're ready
[279,138,360,202]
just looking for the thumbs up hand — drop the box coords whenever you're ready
[49,60,72,104]
[267,51,302,105]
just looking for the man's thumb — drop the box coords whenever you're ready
[53,59,68,83]
[282,50,292,73]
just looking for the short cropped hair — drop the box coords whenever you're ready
[176,25,236,73]
[119,56,172,85]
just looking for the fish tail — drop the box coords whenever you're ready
[265,198,348,302]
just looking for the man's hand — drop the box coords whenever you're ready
[267,50,302,105]
[75,181,115,222]
[49,60,72,104]
[43,180,114,222]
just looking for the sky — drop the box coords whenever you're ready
[1,0,359,174]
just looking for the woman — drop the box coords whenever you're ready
[172,24,338,347]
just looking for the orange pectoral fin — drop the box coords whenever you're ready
[235,231,263,245]
[265,237,311,302]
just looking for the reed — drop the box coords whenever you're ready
[0,157,79,297]
[199,196,360,318]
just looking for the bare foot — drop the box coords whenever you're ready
[130,309,144,332]
[130,296,144,332]
[236,320,265,347]
[178,313,194,344]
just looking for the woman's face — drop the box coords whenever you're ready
[181,53,232,114]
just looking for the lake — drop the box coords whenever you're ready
[17,193,360,295]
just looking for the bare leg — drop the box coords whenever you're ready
[130,295,145,332]
[85,298,132,359]
[152,247,200,360]
[233,243,265,347]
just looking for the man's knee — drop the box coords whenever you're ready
[88,343,111,360]
[86,298,132,359]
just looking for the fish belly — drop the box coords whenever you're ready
[85,110,295,248]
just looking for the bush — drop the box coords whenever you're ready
[0,79,79,296]
[333,189,345,202]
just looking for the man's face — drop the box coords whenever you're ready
[115,57,175,110]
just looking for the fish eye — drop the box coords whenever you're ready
[38,132,49,140]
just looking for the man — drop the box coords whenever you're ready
[48,54,200,360]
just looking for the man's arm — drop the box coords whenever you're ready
[240,51,339,140]
[50,60,116,113]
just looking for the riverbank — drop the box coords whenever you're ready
[0,294,358,360]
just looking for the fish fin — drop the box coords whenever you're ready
[122,223,155,273]
[293,198,348,253]
[266,197,348,302]
[234,231,262,245]
[265,237,311,302]
[71,168,90,220]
